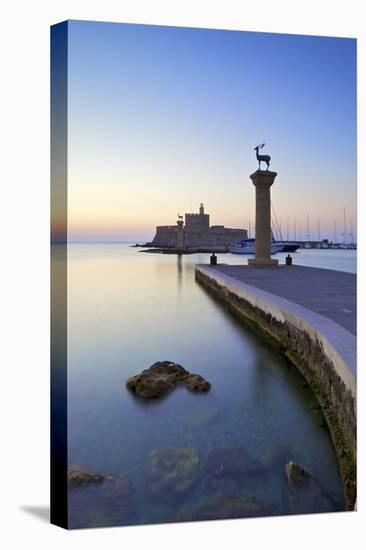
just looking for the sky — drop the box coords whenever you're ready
[63,20,356,242]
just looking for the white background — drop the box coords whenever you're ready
[1,1,365,549]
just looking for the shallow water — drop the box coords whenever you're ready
[66,245,353,527]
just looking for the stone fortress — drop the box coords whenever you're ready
[149,203,248,250]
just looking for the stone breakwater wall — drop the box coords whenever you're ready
[151,226,248,248]
[195,265,356,510]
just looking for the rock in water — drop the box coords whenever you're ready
[285,461,335,514]
[286,461,311,484]
[68,465,111,487]
[68,467,135,528]
[183,373,211,392]
[126,361,211,398]
[145,447,200,496]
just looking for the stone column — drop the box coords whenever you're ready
[176,219,184,249]
[248,170,278,267]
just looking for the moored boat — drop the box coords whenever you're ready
[231,238,285,255]
[273,240,300,252]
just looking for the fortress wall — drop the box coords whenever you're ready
[186,229,247,248]
[151,226,177,247]
[150,225,248,248]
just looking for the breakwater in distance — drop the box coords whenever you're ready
[133,241,357,252]
[195,263,356,510]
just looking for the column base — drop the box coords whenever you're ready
[248,258,279,268]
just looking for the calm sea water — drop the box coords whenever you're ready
[66,245,355,528]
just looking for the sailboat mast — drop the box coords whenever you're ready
[270,202,284,242]
[317,217,321,242]
[350,219,354,245]
[307,213,310,241]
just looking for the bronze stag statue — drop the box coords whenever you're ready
[254,143,271,170]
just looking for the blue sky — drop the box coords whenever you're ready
[66,20,356,242]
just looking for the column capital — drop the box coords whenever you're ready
[250,170,277,186]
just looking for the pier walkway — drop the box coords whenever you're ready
[208,264,356,336]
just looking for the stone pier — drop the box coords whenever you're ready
[248,170,278,267]
[195,264,356,510]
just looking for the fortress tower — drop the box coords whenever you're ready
[150,203,247,249]
[185,203,210,230]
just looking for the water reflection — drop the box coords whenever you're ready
[177,253,183,291]
[65,244,347,528]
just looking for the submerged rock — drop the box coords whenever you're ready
[178,495,277,521]
[126,361,211,399]
[286,461,311,484]
[68,465,112,488]
[68,465,133,497]
[145,447,200,496]
[68,468,135,528]
[285,461,335,514]
[205,448,263,480]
